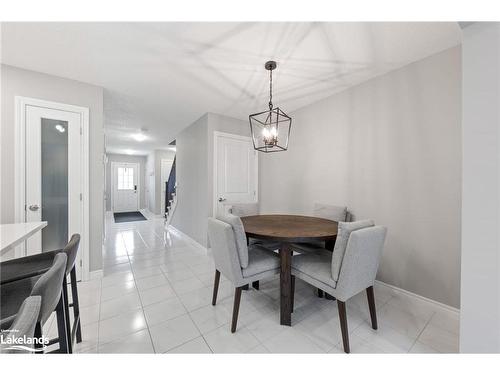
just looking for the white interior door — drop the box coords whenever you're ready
[214,132,258,217]
[25,105,83,277]
[112,162,139,212]
[160,159,174,215]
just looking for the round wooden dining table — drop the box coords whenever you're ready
[240,214,338,326]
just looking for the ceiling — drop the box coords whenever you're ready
[1,22,461,155]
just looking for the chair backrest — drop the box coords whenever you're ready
[331,219,374,281]
[229,203,259,217]
[334,226,387,301]
[313,203,347,222]
[0,296,41,354]
[207,218,244,285]
[215,213,249,268]
[62,234,80,274]
[30,253,67,325]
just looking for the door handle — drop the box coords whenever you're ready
[134,185,137,192]
[218,197,226,202]
[28,204,40,211]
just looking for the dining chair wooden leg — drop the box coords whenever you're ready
[56,293,70,354]
[231,287,243,333]
[291,275,295,312]
[366,286,378,330]
[212,270,221,306]
[61,276,73,353]
[252,281,259,290]
[337,300,350,353]
[317,289,324,298]
[70,266,82,343]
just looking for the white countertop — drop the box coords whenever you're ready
[0,222,48,255]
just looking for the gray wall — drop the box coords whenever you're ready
[260,47,462,308]
[145,152,156,213]
[105,153,147,211]
[1,64,104,272]
[172,113,250,247]
[460,23,500,352]
[171,114,209,246]
[172,113,252,247]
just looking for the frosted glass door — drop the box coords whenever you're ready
[25,105,82,278]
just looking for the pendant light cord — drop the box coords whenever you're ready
[268,68,273,110]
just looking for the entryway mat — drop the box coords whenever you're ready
[113,211,147,223]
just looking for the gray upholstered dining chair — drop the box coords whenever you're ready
[228,203,281,290]
[208,214,280,333]
[228,203,259,217]
[291,220,387,353]
[0,234,82,353]
[293,203,349,254]
[0,296,41,354]
[0,253,69,353]
[314,203,348,222]
[292,203,350,298]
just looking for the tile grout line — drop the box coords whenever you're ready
[99,229,150,351]
[408,311,437,353]
[156,243,213,353]
[129,228,158,354]
[96,231,126,353]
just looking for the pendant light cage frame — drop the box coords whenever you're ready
[249,61,292,153]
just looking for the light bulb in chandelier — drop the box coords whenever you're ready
[262,126,278,146]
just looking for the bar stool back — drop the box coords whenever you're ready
[0,253,69,353]
[0,234,82,353]
[0,296,41,354]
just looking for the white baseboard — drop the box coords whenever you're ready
[169,225,208,253]
[375,279,460,315]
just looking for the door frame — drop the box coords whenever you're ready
[110,161,141,213]
[14,96,90,281]
[212,131,259,217]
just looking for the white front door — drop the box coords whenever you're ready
[214,132,258,217]
[25,105,83,278]
[112,162,139,212]
[160,159,174,215]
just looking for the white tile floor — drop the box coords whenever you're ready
[43,212,460,354]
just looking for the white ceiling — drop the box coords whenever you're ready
[1,22,461,155]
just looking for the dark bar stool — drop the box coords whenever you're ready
[0,234,82,352]
[0,253,69,353]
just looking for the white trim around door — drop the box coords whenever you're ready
[213,131,259,217]
[14,96,90,281]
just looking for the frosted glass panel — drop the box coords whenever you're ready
[41,118,68,252]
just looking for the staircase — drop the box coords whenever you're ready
[164,156,177,226]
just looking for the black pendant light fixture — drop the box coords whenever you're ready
[249,61,292,153]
